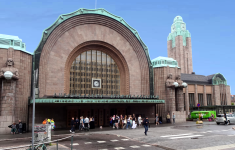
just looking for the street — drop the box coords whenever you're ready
[0,122,235,150]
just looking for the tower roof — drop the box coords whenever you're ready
[151,56,179,68]
[174,16,183,23]
[0,34,32,55]
[167,16,191,48]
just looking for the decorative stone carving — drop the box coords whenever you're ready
[166,73,177,88]
[176,75,187,88]
[0,58,19,80]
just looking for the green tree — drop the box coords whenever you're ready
[232,102,234,105]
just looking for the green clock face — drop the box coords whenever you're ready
[181,24,185,30]
[172,25,176,32]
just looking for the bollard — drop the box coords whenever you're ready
[56,140,58,150]
[71,136,73,150]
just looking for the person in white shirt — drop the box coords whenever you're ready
[138,115,142,127]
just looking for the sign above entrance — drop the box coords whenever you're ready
[30,99,165,104]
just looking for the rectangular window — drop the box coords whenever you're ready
[189,93,195,107]
[207,94,212,106]
[198,94,203,106]
[183,93,186,111]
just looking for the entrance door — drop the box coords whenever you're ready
[67,109,78,127]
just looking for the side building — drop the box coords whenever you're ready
[0,34,32,134]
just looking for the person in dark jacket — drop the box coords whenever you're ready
[70,117,75,133]
[18,120,23,134]
[75,117,79,130]
[143,117,149,136]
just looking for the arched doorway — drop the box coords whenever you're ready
[69,49,120,96]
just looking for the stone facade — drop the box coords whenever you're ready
[0,48,32,134]
[153,66,186,122]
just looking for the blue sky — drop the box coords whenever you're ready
[0,0,234,94]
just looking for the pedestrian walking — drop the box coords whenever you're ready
[132,114,137,129]
[75,117,79,130]
[70,117,75,133]
[123,115,127,129]
[143,117,149,136]
[172,113,175,124]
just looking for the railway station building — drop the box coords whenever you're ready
[0,9,231,133]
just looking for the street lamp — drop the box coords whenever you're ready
[31,69,37,150]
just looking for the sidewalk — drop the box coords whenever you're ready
[0,121,212,141]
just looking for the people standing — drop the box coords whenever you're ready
[172,113,175,124]
[155,114,159,125]
[70,117,75,133]
[51,118,55,130]
[119,115,123,129]
[18,120,23,134]
[126,116,130,129]
[123,115,127,129]
[75,117,79,130]
[143,117,149,136]
[112,115,116,129]
[167,113,170,123]
[79,117,83,131]
[138,115,142,127]
[132,114,136,129]
[11,123,17,134]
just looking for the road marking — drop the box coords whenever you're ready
[222,130,229,131]
[111,140,119,142]
[206,131,212,132]
[85,142,92,144]
[169,135,203,139]
[114,147,125,149]
[121,139,129,141]
[70,143,79,145]
[200,132,207,133]
[189,143,235,150]
[130,145,140,148]
[97,141,106,143]
[142,144,151,147]
[161,133,192,137]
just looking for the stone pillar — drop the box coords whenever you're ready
[176,88,184,111]
[166,88,176,113]
[203,85,207,106]
[185,87,189,116]
[226,86,231,105]
[214,85,220,105]
[1,80,16,122]
[194,84,198,106]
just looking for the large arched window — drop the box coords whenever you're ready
[70,50,120,95]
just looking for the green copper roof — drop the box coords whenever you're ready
[167,16,191,48]
[30,98,165,104]
[0,34,32,55]
[212,73,227,85]
[34,8,148,54]
[151,56,179,68]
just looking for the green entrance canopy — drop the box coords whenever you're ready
[30,98,165,104]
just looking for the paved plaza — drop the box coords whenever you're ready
[0,121,235,150]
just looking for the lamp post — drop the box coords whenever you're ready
[31,69,36,150]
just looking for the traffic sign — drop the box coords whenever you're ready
[197,103,200,107]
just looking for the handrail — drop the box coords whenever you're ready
[1,135,73,150]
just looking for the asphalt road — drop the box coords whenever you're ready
[1,121,235,150]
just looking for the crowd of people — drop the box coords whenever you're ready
[70,116,95,133]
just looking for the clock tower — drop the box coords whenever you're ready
[167,16,193,74]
